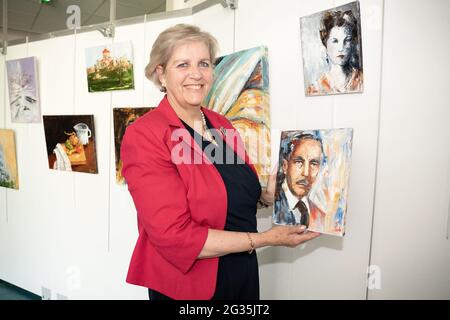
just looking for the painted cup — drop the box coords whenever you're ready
[73,123,91,145]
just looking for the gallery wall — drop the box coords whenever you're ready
[0,0,449,300]
[369,0,450,299]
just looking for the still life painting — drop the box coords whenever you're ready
[43,115,98,174]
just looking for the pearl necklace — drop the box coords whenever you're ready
[200,110,218,146]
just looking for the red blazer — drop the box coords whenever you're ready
[121,96,257,300]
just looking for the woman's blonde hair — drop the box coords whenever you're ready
[145,24,219,92]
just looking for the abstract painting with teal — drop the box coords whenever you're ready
[204,46,271,187]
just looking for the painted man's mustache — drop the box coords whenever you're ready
[296,179,309,187]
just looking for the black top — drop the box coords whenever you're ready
[180,116,261,233]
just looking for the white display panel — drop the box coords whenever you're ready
[193,3,235,56]
[1,37,78,296]
[369,0,450,299]
[0,52,6,224]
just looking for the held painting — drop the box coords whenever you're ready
[204,46,271,187]
[85,41,134,92]
[113,107,154,184]
[273,129,353,237]
[300,1,363,96]
[0,129,19,189]
[43,115,98,174]
[6,56,41,123]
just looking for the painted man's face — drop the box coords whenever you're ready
[283,139,322,199]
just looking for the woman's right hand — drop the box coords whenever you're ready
[262,225,321,248]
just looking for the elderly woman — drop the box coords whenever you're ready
[307,10,363,95]
[121,24,320,300]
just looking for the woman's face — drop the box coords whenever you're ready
[325,26,353,66]
[157,41,213,109]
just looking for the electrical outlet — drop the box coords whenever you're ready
[41,287,51,300]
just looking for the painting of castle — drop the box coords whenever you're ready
[85,41,134,92]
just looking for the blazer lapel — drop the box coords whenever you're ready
[157,95,209,163]
[157,96,258,174]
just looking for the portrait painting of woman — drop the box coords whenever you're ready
[300,1,363,96]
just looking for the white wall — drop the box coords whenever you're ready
[0,42,6,256]
[0,0,449,300]
[368,0,450,299]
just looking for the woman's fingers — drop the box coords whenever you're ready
[268,225,320,247]
[297,231,321,242]
[286,231,320,247]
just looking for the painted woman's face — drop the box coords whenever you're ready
[325,26,353,66]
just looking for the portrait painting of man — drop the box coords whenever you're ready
[273,129,353,236]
